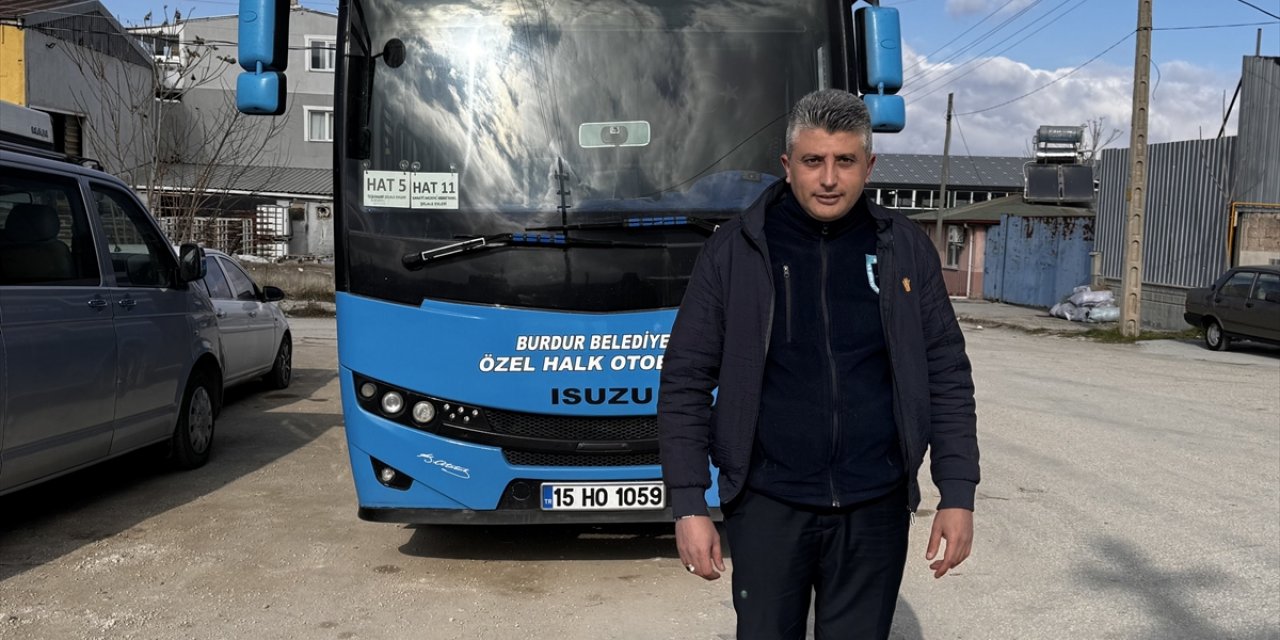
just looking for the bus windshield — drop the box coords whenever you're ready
[342,0,835,311]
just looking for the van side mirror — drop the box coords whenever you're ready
[237,0,291,115]
[178,243,206,282]
[855,5,905,133]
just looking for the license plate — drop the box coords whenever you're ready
[540,482,666,511]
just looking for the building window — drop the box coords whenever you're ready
[306,107,334,142]
[307,37,337,72]
[945,225,965,268]
[136,31,180,61]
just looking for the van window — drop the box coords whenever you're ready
[92,186,175,288]
[0,169,100,286]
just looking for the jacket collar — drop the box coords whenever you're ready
[743,178,893,244]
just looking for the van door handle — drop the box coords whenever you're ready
[87,298,109,310]
[249,310,258,317]
[216,310,227,318]
[118,298,137,309]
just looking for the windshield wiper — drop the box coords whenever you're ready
[402,233,664,269]
[525,214,727,235]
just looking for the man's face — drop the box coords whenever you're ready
[780,128,876,222]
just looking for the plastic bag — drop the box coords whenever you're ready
[1069,287,1115,307]
[1087,305,1120,323]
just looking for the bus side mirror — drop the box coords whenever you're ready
[237,0,291,115]
[855,5,905,133]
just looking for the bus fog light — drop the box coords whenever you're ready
[412,401,436,424]
[381,391,404,415]
[379,467,398,484]
[359,382,377,398]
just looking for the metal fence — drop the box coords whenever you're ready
[1095,137,1235,289]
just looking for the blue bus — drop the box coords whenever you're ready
[238,0,903,524]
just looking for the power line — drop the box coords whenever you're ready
[1233,0,1280,21]
[902,0,1020,73]
[1153,21,1276,31]
[955,30,1134,116]
[906,0,1046,87]
[906,0,1090,100]
[951,113,984,187]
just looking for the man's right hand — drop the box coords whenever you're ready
[675,515,725,580]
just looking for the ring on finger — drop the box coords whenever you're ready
[685,563,696,573]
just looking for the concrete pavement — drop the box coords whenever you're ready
[952,298,1124,335]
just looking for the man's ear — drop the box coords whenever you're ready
[780,154,792,183]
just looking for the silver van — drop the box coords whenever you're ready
[0,106,223,497]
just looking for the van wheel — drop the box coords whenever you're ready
[266,334,292,389]
[1204,319,1230,352]
[171,369,215,469]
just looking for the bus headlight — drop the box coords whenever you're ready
[411,401,436,424]
[381,391,404,416]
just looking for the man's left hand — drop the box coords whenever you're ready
[925,508,973,578]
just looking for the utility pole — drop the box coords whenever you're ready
[935,92,953,250]
[1119,0,1152,337]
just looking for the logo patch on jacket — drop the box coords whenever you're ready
[865,254,880,294]
[902,277,911,293]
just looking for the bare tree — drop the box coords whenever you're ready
[58,8,291,249]
[1082,117,1123,166]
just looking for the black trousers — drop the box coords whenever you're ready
[723,485,910,640]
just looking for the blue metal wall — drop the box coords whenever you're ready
[984,215,1095,308]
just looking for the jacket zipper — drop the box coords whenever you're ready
[783,264,792,343]
[820,232,840,508]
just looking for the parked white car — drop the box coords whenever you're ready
[194,249,292,390]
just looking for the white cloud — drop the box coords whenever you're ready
[875,44,1241,158]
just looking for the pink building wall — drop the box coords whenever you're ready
[921,223,988,299]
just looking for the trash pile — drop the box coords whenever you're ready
[1050,285,1119,323]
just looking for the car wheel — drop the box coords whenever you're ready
[171,368,215,469]
[1204,319,1230,352]
[266,333,292,389]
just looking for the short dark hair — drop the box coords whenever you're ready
[785,89,873,156]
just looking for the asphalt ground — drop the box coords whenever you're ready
[1,318,1276,639]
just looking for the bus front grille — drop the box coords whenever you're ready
[485,411,656,442]
[502,451,661,467]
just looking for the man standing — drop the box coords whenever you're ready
[658,89,979,639]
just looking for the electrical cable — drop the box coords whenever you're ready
[906,0,1046,87]
[955,30,1134,116]
[902,0,1020,73]
[951,113,984,187]
[1233,0,1280,21]
[906,0,1090,100]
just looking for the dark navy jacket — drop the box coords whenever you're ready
[749,190,903,507]
[658,179,980,517]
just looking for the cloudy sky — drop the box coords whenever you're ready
[97,0,1279,158]
[880,0,1277,157]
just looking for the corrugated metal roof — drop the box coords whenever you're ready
[152,164,332,199]
[871,154,1028,189]
[5,1,152,68]
[0,0,93,17]
[907,195,1092,224]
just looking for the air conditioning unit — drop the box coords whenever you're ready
[947,225,964,244]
